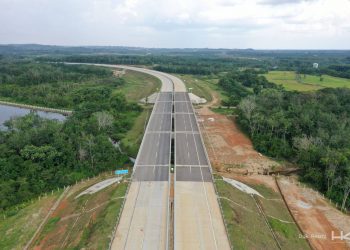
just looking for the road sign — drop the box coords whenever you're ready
[115,169,129,175]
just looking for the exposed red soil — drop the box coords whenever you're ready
[196,94,350,250]
[277,177,350,250]
[197,110,279,175]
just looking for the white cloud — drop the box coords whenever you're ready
[0,0,349,48]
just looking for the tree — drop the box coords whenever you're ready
[341,174,350,211]
[238,96,256,133]
[94,111,114,131]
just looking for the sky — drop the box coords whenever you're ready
[0,0,350,49]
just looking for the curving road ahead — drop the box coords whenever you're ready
[70,64,230,250]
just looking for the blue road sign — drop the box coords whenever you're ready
[115,169,129,175]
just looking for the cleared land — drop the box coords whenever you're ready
[0,191,62,250]
[30,173,129,249]
[196,90,350,249]
[277,177,350,249]
[264,71,350,91]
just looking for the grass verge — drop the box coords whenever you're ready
[31,174,129,249]
[116,70,161,102]
[175,74,228,103]
[120,106,152,157]
[0,190,62,250]
[215,176,310,249]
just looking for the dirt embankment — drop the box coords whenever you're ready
[196,92,350,250]
[198,110,279,175]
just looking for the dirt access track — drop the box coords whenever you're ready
[196,91,350,250]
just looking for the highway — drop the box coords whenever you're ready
[79,64,231,250]
[111,91,173,250]
[174,92,230,250]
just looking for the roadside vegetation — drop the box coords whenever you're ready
[215,69,350,211]
[0,61,143,211]
[31,174,129,249]
[0,190,62,250]
[215,176,309,249]
[115,70,161,101]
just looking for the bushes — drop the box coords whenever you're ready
[237,88,350,209]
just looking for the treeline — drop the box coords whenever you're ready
[272,59,350,79]
[37,54,269,75]
[0,61,124,109]
[218,69,279,106]
[153,65,212,75]
[295,65,350,79]
[236,87,350,210]
[0,61,115,86]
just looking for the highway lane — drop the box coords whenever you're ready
[64,63,186,92]
[111,92,173,250]
[67,63,230,249]
[174,92,230,250]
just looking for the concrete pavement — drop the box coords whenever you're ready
[71,64,230,250]
[174,92,230,250]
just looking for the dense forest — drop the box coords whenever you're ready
[1,46,350,212]
[0,61,124,109]
[219,70,350,210]
[0,61,141,211]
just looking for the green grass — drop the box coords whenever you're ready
[0,190,62,250]
[210,107,237,115]
[32,176,129,249]
[41,216,61,235]
[215,177,310,250]
[116,70,161,102]
[83,182,128,249]
[264,71,350,91]
[115,70,160,157]
[120,106,152,157]
[175,74,228,104]
[216,179,278,250]
[268,217,295,239]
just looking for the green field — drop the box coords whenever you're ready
[215,176,310,250]
[264,71,350,91]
